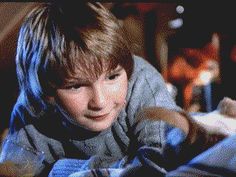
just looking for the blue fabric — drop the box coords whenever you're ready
[203,84,212,112]
[167,134,236,177]
[69,169,124,177]
[50,135,236,177]
[49,159,125,177]
[48,147,162,177]
[48,128,187,177]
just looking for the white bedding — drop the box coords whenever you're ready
[192,110,236,136]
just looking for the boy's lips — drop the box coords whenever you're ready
[85,113,110,120]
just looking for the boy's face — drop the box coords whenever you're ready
[54,65,128,132]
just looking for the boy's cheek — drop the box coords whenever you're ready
[116,84,128,104]
[106,79,128,101]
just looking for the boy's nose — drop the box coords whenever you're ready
[88,85,106,110]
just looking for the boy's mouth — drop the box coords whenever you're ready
[85,113,110,120]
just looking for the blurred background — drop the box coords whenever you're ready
[1,2,236,141]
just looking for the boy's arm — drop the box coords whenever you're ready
[137,107,226,147]
[127,64,221,170]
[132,107,227,172]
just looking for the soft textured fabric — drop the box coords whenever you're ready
[166,134,236,177]
[0,56,212,176]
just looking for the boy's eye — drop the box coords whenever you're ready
[107,73,120,80]
[65,84,82,90]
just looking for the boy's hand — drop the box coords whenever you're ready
[217,97,236,118]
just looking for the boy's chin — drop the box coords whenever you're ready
[80,121,113,132]
[87,124,111,132]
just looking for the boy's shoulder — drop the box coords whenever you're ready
[133,55,159,71]
[132,55,150,68]
[132,55,161,79]
[10,101,44,130]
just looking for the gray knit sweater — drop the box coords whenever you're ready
[1,56,195,176]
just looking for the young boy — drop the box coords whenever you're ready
[0,2,226,176]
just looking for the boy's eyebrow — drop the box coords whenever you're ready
[109,66,123,74]
[64,78,90,85]
[63,66,124,86]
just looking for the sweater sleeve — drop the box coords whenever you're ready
[125,58,182,171]
[126,56,181,127]
[126,57,181,146]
